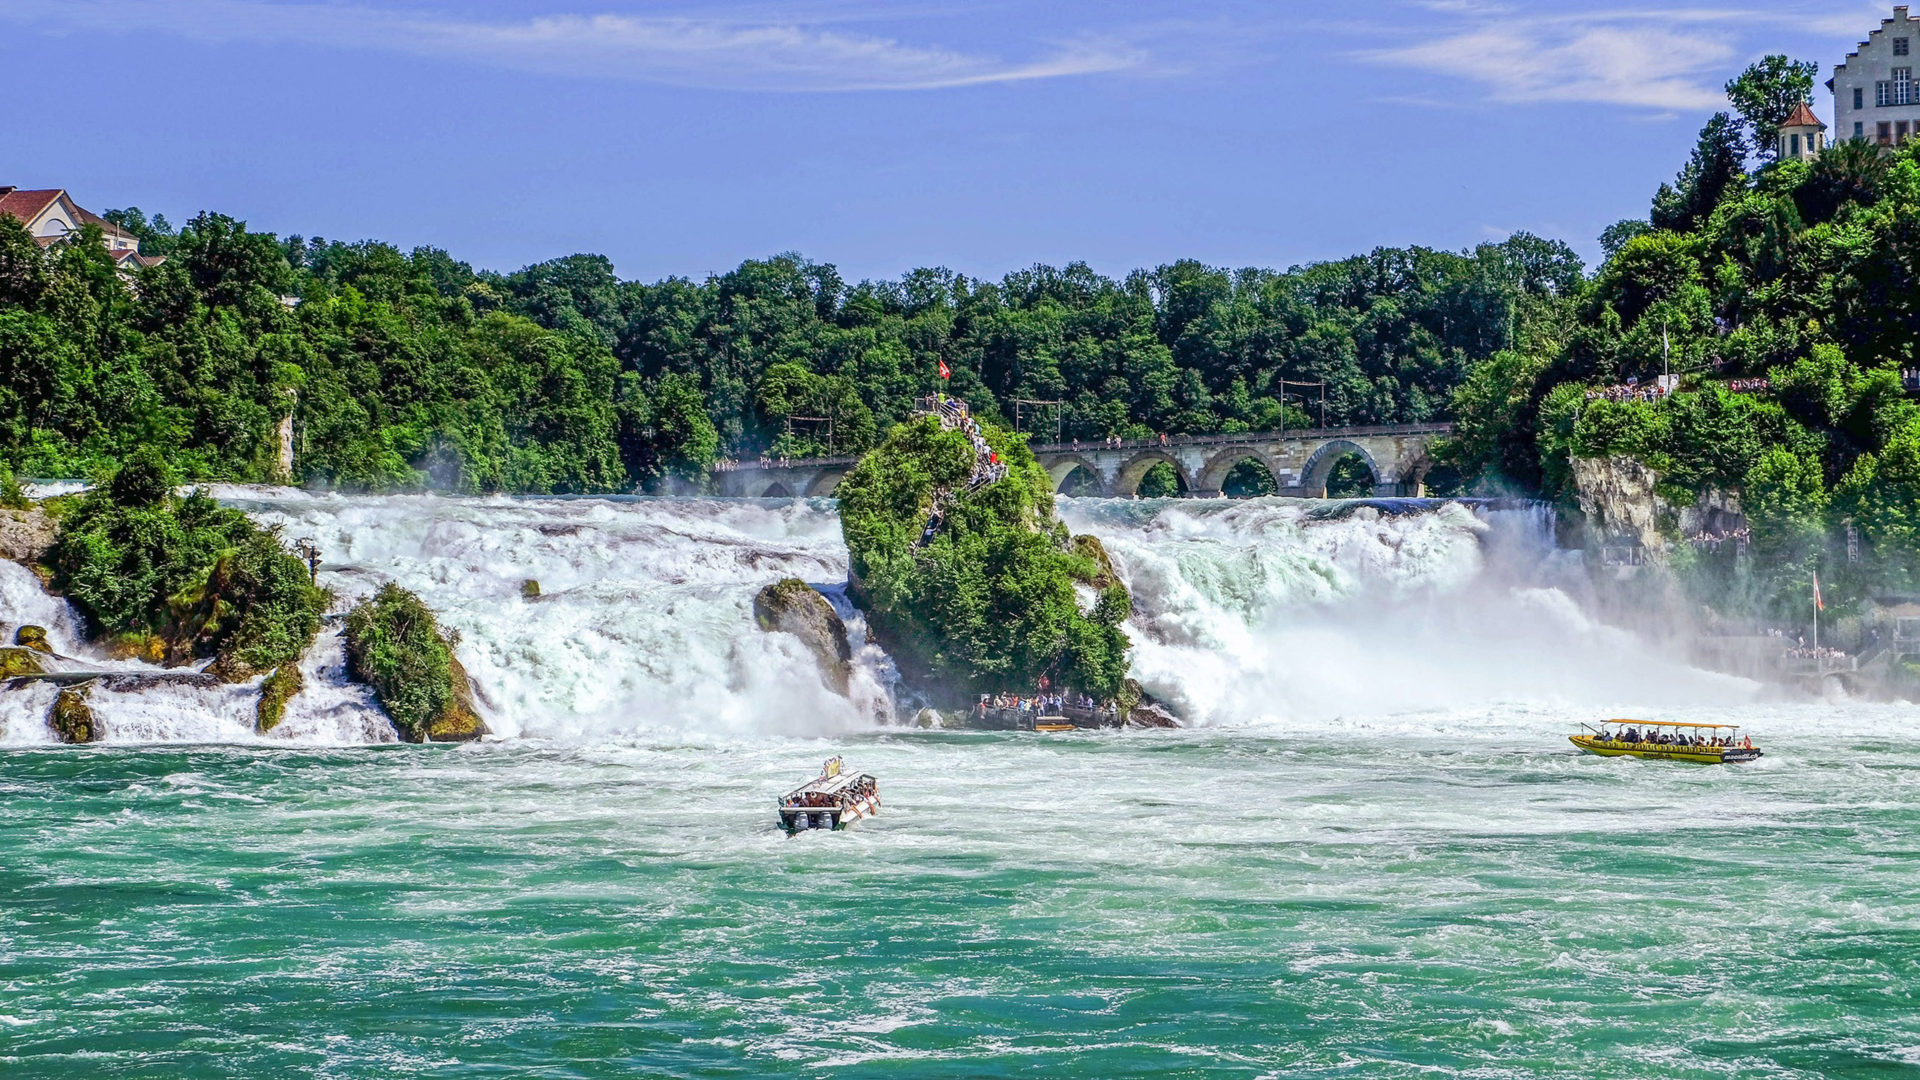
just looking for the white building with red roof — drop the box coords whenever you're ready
[0,186,165,270]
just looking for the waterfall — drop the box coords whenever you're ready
[1058,496,1753,729]
[1,491,1750,745]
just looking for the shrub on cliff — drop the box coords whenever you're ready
[44,447,326,672]
[344,583,487,742]
[836,414,1130,698]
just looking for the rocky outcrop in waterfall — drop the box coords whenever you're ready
[754,578,852,695]
[48,687,96,744]
[836,412,1133,705]
[344,583,489,743]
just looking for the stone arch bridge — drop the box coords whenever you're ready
[714,424,1450,499]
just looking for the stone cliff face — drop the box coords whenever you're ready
[1571,455,1665,554]
[1570,455,1745,562]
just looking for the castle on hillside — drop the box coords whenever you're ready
[1831,5,1920,147]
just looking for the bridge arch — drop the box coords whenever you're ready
[804,469,846,497]
[1113,451,1192,498]
[756,481,795,499]
[1198,449,1281,499]
[1299,439,1380,498]
[1046,455,1106,496]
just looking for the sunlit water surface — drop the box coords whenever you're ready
[3,709,1916,1079]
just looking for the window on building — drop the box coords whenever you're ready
[1881,121,1895,144]
[1857,87,1867,110]
[1791,133,1802,156]
[1879,81,1894,106]
[1898,67,1914,105]
[1858,121,1867,138]
[1899,37,1912,56]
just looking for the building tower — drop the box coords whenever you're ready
[1778,103,1827,162]
[1830,6,1920,145]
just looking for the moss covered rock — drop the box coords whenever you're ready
[345,583,490,743]
[49,687,96,743]
[753,578,852,695]
[255,661,304,734]
[836,413,1132,700]
[1,646,46,678]
[13,625,52,654]
[520,579,541,599]
[42,450,327,672]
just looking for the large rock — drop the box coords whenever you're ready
[14,625,52,654]
[49,687,96,743]
[754,578,852,695]
[0,646,45,679]
[0,506,56,564]
[1126,699,1182,729]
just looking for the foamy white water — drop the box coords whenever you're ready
[5,491,1766,746]
[1059,497,1757,728]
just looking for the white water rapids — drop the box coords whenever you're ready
[0,492,1757,745]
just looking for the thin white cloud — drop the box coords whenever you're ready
[1368,18,1731,111]
[0,0,1143,92]
[1366,2,1881,112]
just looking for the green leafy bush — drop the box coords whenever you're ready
[43,448,326,672]
[837,414,1131,699]
[344,583,487,742]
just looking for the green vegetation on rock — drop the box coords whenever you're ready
[13,625,51,654]
[1,646,45,678]
[344,583,488,743]
[837,414,1130,699]
[49,687,95,744]
[42,448,326,675]
[255,661,303,734]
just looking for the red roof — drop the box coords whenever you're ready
[0,187,64,226]
[1783,103,1826,130]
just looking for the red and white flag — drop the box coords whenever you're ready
[937,360,951,380]
[1813,571,1824,612]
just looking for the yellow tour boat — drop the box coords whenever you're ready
[1571,720,1762,764]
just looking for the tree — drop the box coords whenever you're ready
[1651,113,1747,233]
[1725,56,1820,162]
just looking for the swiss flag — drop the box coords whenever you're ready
[938,360,951,380]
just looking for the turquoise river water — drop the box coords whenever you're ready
[2,493,1917,1076]
[3,712,1917,1078]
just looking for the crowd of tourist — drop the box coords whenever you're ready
[1586,379,1673,403]
[1721,377,1771,394]
[976,690,1115,718]
[1598,725,1751,750]
[783,775,877,810]
[1687,526,1750,549]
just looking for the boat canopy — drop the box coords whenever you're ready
[1603,719,1739,730]
[789,770,872,798]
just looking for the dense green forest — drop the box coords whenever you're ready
[0,202,1579,492]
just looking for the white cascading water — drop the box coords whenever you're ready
[1060,497,1755,728]
[0,490,1752,745]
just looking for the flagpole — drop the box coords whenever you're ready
[1813,572,1820,652]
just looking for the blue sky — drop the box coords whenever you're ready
[0,0,1879,283]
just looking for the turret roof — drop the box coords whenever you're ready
[1782,103,1826,131]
